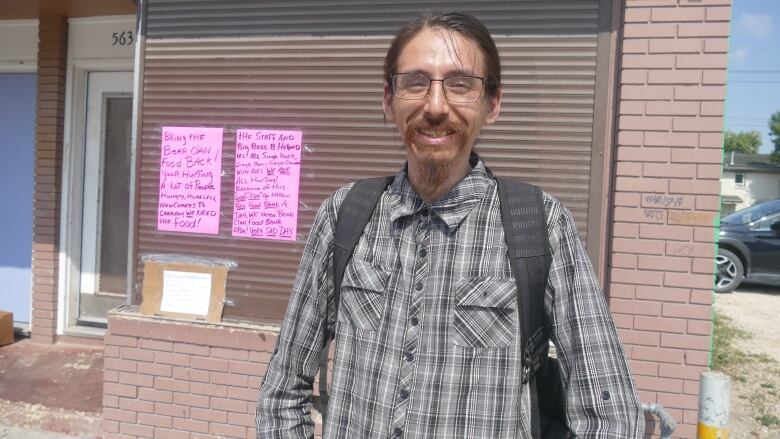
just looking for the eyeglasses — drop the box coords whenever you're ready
[391,73,485,103]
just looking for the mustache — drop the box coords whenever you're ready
[409,119,463,137]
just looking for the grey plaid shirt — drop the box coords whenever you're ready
[257,160,645,438]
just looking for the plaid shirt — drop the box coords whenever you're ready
[257,160,645,438]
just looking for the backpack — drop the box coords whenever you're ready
[318,174,575,439]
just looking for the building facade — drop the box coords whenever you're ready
[721,152,780,213]
[0,0,732,437]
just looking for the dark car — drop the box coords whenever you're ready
[716,198,780,293]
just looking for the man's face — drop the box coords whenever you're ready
[383,27,502,173]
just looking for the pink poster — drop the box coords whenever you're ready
[232,129,303,240]
[157,126,223,234]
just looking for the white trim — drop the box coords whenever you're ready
[127,3,144,305]
[0,65,37,73]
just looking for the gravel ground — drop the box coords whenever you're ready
[0,425,91,439]
[713,283,780,439]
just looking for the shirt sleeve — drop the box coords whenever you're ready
[545,199,645,438]
[256,191,341,439]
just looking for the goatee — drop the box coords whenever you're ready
[403,120,467,193]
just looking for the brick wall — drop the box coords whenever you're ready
[30,16,68,344]
[104,310,279,439]
[610,1,731,437]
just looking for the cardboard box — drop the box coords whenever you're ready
[0,311,13,346]
[140,261,227,323]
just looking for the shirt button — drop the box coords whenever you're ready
[404,351,414,362]
[399,389,409,400]
[601,390,611,400]
[418,248,427,258]
[410,317,419,327]
[394,427,403,437]
[415,282,423,291]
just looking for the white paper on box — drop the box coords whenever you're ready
[160,270,212,316]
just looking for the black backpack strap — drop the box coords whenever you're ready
[495,177,552,439]
[318,176,393,421]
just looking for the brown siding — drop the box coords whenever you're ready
[136,29,601,323]
[30,16,68,344]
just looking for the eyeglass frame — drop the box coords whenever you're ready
[390,72,487,103]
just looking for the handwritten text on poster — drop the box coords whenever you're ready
[157,126,223,234]
[232,129,302,240]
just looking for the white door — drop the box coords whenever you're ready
[76,71,133,326]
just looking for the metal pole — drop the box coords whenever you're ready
[697,371,730,439]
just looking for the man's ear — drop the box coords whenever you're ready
[383,84,395,123]
[484,87,502,125]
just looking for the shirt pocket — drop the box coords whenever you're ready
[453,277,517,349]
[338,259,389,334]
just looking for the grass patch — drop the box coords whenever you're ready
[711,312,752,372]
[758,414,780,428]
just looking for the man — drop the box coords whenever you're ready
[257,11,644,438]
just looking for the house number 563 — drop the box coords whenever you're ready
[111,31,134,46]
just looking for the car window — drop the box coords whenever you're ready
[723,201,780,225]
[753,212,780,230]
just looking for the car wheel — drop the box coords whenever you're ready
[715,248,744,293]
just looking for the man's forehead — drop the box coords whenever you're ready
[395,27,484,76]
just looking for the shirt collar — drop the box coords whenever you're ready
[387,157,493,232]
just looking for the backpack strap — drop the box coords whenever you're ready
[318,176,393,420]
[495,176,552,439]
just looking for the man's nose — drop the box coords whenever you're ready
[424,81,450,119]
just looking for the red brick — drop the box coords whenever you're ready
[621,85,674,100]
[104,420,119,434]
[705,6,731,21]
[104,382,138,399]
[672,116,723,132]
[138,362,173,377]
[620,115,672,131]
[700,101,725,116]
[612,237,666,255]
[191,407,228,423]
[638,255,690,272]
[669,178,720,195]
[631,359,659,376]
[613,313,634,329]
[643,163,696,178]
[211,347,249,361]
[689,290,713,305]
[684,379,700,394]
[609,283,636,299]
[228,386,259,402]
[618,146,670,162]
[674,85,725,100]
[635,375,683,393]
[618,130,645,145]
[622,39,649,54]
[621,70,648,88]
[140,339,173,352]
[173,417,210,433]
[625,7,651,22]
[173,366,210,383]
[105,358,137,373]
[190,382,228,398]
[211,371,250,387]
[692,257,715,274]
[139,388,173,404]
[228,412,257,428]
[105,345,120,358]
[632,346,685,364]
[614,191,641,207]
[649,38,703,54]
[210,424,247,438]
[618,328,660,346]
[155,402,188,418]
[120,422,154,438]
[108,318,140,337]
[174,343,210,356]
[678,22,730,37]
[121,347,155,362]
[174,393,210,409]
[138,413,172,429]
[641,223,693,241]
[610,298,662,316]
[153,429,189,439]
[612,253,637,269]
[685,350,710,366]
[105,369,119,383]
[155,377,190,393]
[646,100,700,115]
[249,350,274,365]
[657,391,699,410]
[119,372,154,388]
[666,241,714,258]
[694,227,716,243]
[683,409,699,424]
[634,315,687,333]
[623,23,677,38]
[191,357,229,372]
[652,6,704,21]
[662,303,711,320]
[103,407,137,423]
[687,319,712,335]
[702,70,726,85]
[635,286,690,303]
[105,394,120,408]
[613,206,667,223]
[644,131,698,147]
[154,351,190,367]
[619,101,645,116]
[697,195,721,212]
[665,272,714,290]
[673,148,722,164]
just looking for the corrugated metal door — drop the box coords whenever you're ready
[137,0,603,323]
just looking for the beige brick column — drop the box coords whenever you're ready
[31,16,68,344]
[609,1,731,437]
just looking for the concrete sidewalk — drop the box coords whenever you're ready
[0,424,93,439]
